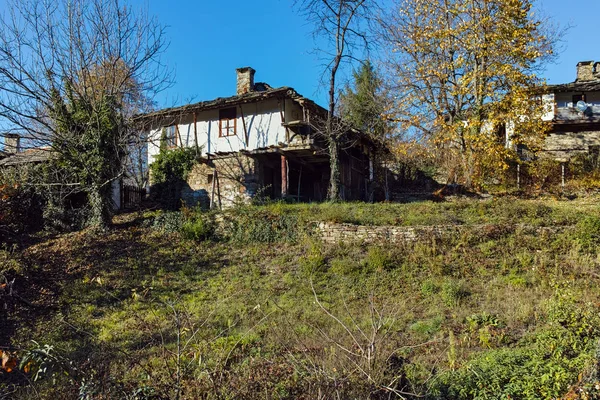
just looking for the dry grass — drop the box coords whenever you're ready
[1,196,600,399]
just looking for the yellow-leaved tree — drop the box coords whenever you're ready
[382,0,559,188]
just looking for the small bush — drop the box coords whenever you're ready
[573,216,600,251]
[181,213,215,242]
[420,279,440,296]
[151,211,183,233]
[223,205,300,243]
[42,200,89,232]
[526,158,563,192]
[364,247,395,272]
[300,245,326,275]
[0,184,44,240]
[329,257,359,275]
[440,279,469,307]
[410,317,442,338]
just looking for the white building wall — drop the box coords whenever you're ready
[147,98,290,165]
[111,180,121,210]
[542,94,555,121]
[555,92,600,109]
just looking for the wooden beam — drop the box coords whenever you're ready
[175,124,183,147]
[216,169,222,209]
[281,154,288,198]
[239,104,250,146]
[278,99,291,142]
[210,169,217,209]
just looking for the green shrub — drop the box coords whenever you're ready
[223,205,300,243]
[435,297,600,399]
[42,200,89,232]
[151,211,183,233]
[504,271,530,288]
[329,257,359,275]
[420,279,440,296]
[0,184,44,240]
[149,146,198,210]
[573,216,600,251]
[440,279,469,307]
[546,294,600,338]
[466,313,503,331]
[181,213,215,242]
[364,247,395,272]
[410,317,442,338]
[300,245,326,275]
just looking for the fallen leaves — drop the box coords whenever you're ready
[0,349,17,373]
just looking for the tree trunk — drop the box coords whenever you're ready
[328,138,341,201]
[87,183,112,230]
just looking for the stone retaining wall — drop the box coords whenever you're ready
[315,222,560,244]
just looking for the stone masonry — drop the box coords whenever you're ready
[236,67,256,95]
[182,154,260,208]
[315,222,560,244]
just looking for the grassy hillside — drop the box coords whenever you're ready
[2,197,600,399]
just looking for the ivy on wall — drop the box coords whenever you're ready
[149,132,199,209]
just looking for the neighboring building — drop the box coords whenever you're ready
[137,67,385,206]
[540,61,600,161]
[0,133,125,210]
[0,133,17,160]
[0,134,53,167]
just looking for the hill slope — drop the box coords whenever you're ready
[2,197,600,399]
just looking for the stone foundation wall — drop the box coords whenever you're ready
[544,130,600,161]
[315,222,559,244]
[182,154,260,208]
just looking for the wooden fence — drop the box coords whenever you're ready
[122,185,145,209]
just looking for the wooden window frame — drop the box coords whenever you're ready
[219,107,237,137]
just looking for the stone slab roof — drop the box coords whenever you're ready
[134,86,311,123]
[0,148,53,167]
[547,80,600,93]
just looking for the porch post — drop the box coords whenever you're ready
[281,154,288,198]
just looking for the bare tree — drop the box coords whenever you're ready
[294,0,379,201]
[0,0,171,228]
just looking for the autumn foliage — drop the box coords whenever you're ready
[383,0,555,188]
[0,350,17,374]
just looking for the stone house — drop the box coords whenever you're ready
[137,67,385,207]
[539,61,600,161]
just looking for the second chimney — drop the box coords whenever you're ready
[3,133,21,154]
[236,67,256,95]
[576,61,595,82]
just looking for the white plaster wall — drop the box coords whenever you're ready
[147,98,288,165]
[555,92,600,109]
[542,94,555,121]
[111,180,121,210]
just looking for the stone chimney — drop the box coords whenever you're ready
[236,67,256,95]
[576,61,595,82]
[3,133,20,154]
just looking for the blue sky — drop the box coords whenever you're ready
[141,0,319,107]
[142,0,600,109]
[0,0,597,109]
